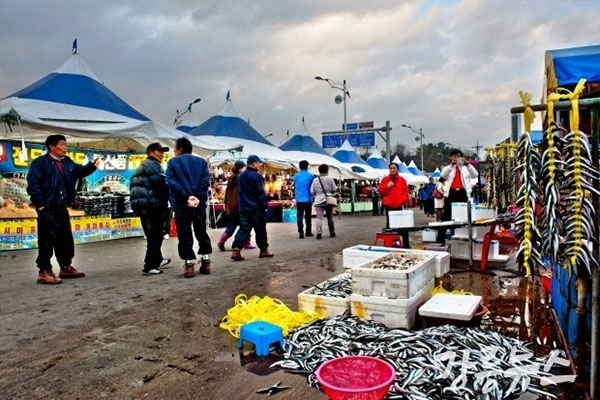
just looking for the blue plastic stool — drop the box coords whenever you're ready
[238,321,284,356]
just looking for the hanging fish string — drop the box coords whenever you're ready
[559,80,600,276]
[539,92,566,266]
[272,314,560,400]
[515,91,543,277]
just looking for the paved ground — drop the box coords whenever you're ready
[0,210,580,399]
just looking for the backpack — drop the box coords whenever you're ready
[433,187,444,199]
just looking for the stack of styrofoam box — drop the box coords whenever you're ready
[388,210,414,228]
[297,273,351,318]
[349,253,435,329]
[450,237,508,262]
[452,205,497,240]
[342,245,450,278]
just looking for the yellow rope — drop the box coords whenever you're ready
[219,293,322,338]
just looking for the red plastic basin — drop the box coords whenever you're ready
[316,356,395,400]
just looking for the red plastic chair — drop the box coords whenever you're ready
[480,221,520,271]
[373,232,402,248]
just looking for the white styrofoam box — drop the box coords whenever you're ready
[343,245,450,278]
[452,226,490,240]
[351,253,435,299]
[422,228,437,242]
[471,205,497,221]
[454,227,469,238]
[350,280,434,329]
[388,210,414,228]
[451,202,468,221]
[419,293,482,321]
[450,238,508,262]
[297,273,351,318]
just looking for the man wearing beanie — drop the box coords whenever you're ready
[166,137,212,278]
[231,155,274,261]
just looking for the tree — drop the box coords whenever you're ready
[381,143,412,162]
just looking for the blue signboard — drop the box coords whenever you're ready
[342,123,358,130]
[321,131,375,149]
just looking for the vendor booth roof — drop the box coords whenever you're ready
[332,140,368,165]
[545,45,600,92]
[331,140,384,180]
[189,94,293,168]
[366,153,388,170]
[175,110,203,133]
[279,119,329,156]
[407,160,424,176]
[430,167,441,178]
[0,50,228,157]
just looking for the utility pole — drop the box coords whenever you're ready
[472,141,482,159]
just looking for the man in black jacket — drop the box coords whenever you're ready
[26,134,99,284]
[166,137,212,278]
[231,155,274,261]
[130,143,170,275]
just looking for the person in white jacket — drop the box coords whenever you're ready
[436,149,478,244]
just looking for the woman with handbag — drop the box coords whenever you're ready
[309,164,337,239]
[378,162,410,248]
[433,177,447,221]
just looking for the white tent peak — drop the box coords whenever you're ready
[339,139,355,152]
[55,54,100,82]
[296,117,311,137]
[392,155,401,164]
[216,93,244,119]
[408,160,418,168]
[367,153,385,160]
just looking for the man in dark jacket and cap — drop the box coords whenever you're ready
[231,155,274,261]
[166,137,212,278]
[130,142,170,275]
[26,134,99,284]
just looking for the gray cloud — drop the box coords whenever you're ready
[1,0,598,158]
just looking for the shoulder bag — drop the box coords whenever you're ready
[318,176,337,206]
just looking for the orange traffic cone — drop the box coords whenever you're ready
[170,219,177,237]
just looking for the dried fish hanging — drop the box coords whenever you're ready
[515,91,543,277]
[560,79,600,276]
[484,143,517,213]
[484,147,498,208]
[539,92,566,265]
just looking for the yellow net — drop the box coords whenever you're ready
[219,293,323,338]
[430,282,473,296]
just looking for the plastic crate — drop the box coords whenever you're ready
[342,245,450,278]
[350,280,434,329]
[282,208,297,223]
[351,253,435,299]
[297,273,351,318]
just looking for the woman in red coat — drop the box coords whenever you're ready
[378,162,410,248]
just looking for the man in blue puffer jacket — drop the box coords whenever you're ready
[293,160,314,239]
[166,137,212,278]
[230,155,274,261]
[130,142,170,275]
[27,134,98,284]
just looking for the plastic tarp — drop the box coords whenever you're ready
[545,45,600,94]
[279,119,365,179]
[188,96,293,169]
[0,53,229,157]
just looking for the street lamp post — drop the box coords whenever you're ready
[314,76,350,141]
[401,124,425,171]
[174,97,201,126]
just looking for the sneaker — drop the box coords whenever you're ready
[59,266,85,279]
[159,258,172,269]
[142,268,163,275]
[299,232,305,239]
[37,270,62,284]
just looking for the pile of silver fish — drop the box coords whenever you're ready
[309,274,352,298]
[272,314,559,400]
[371,255,420,270]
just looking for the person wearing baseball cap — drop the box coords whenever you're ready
[130,142,170,275]
[231,154,274,260]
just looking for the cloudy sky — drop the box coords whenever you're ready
[1,0,598,156]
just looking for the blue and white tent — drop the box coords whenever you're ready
[366,153,388,170]
[188,94,292,168]
[175,110,203,134]
[279,118,364,179]
[407,160,428,183]
[332,140,382,179]
[389,156,423,184]
[431,167,441,178]
[0,46,226,156]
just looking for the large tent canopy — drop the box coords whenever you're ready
[388,156,422,184]
[279,118,365,179]
[0,45,227,157]
[407,160,429,183]
[187,93,293,169]
[366,153,388,170]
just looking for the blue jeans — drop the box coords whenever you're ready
[232,210,268,250]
